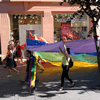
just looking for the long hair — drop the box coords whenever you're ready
[16,40,20,44]
[26,50,32,55]
[66,48,70,54]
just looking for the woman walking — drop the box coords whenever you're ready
[16,41,23,65]
[8,41,17,68]
[59,41,75,90]
[6,45,19,77]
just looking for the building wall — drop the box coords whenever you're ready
[0,13,10,56]
[0,2,97,56]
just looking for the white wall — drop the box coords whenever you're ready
[19,24,42,58]
[19,25,42,45]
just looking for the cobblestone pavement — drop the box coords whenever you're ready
[0,63,100,100]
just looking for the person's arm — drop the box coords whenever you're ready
[29,31,35,39]
[63,41,66,51]
[36,57,44,71]
[7,52,12,59]
[12,45,15,51]
[29,31,33,37]
[65,50,70,58]
[63,41,70,58]
[59,47,64,55]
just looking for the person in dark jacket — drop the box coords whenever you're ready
[19,50,37,94]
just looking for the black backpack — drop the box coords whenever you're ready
[68,57,73,68]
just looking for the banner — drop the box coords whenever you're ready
[68,32,79,40]
[61,23,71,38]
[61,23,79,40]
[24,19,27,24]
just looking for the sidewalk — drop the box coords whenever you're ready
[0,62,100,100]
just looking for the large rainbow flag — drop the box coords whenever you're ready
[26,38,99,67]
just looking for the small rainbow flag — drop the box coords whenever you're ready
[28,56,36,87]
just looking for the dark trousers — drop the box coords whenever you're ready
[13,55,17,67]
[25,71,29,82]
[61,64,73,87]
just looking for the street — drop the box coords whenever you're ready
[0,62,100,100]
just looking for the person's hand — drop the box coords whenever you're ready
[59,47,61,50]
[63,41,65,45]
[59,47,62,51]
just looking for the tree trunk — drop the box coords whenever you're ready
[93,25,100,74]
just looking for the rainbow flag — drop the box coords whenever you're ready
[26,38,99,67]
[28,56,36,87]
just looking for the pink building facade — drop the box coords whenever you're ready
[0,0,94,56]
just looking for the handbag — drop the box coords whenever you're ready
[68,57,73,68]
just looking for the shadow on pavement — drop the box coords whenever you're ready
[0,63,100,98]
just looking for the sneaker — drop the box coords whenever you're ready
[7,75,12,78]
[19,80,26,83]
[71,83,75,87]
[4,66,7,68]
[35,79,39,82]
[59,87,63,91]
[31,87,36,94]
[17,71,19,75]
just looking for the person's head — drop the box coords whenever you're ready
[10,41,13,45]
[67,37,72,41]
[16,40,20,46]
[87,34,90,38]
[62,36,67,41]
[54,31,56,35]
[8,41,11,45]
[8,45,12,51]
[26,50,32,57]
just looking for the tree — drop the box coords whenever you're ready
[60,0,100,74]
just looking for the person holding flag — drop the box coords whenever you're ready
[59,41,75,91]
[20,50,37,94]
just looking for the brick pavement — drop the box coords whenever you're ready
[0,63,100,100]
